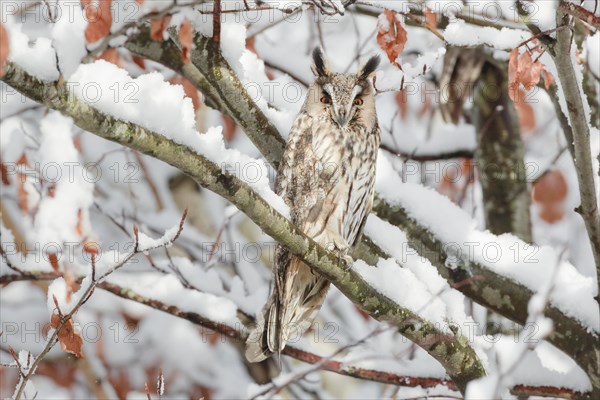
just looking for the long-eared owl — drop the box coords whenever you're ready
[246,48,381,362]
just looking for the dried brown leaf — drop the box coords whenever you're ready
[51,314,85,358]
[509,48,546,101]
[47,183,56,198]
[377,10,407,66]
[150,16,171,42]
[83,240,100,255]
[514,87,536,133]
[424,8,437,28]
[0,161,10,185]
[48,253,60,272]
[0,23,8,77]
[179,18,193,64]
[97,47,123,67]
[519,52,542,90]
[222,115,237,142]
[539,204,565,223]
[542,68,556,90]
[533,169,567,204]
[75,209,84,237]
[395,89,408,120]
[82,0,113,44]
[170,76,201,111]
[132,55,146,70]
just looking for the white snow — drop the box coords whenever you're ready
[533,0,558,32]
[402,47,447,78]
[4,17,59,82]
[69,60,198,140]
[136,225,180,252]
[444,19,530,50]
[364,215,472,328]
[51,0,88,79]
[68,60,289,217]
[584,32,600,76]
[106,272,239,325]
[47,275,93,315]
[466,337,592,397]
[34,112,94,246]
[353,257,451,324]
[375,153,600,332]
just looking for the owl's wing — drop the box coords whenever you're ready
[351,124,380,247]
[275,113,313,199]
[273,112,315,299]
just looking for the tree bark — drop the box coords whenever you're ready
[473,61,532,243]
[550,10,600,312]
[371,196,599,392]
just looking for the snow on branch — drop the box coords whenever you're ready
[372,155,599,387]
[124,24,287,167]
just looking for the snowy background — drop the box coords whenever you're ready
[0,1,599,399]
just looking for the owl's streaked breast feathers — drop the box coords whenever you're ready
[246,48,381,363]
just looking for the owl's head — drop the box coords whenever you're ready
[305,47,380,130]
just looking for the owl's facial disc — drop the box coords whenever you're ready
[322,83,363,127]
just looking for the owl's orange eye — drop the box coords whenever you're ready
[353,98,364,106]
[320,95,332,104]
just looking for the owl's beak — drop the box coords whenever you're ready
[334,109,351,127]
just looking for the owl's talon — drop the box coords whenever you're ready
[329,240,353,269]
[342,254,354,271]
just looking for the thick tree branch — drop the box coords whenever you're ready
[1,62,486,393]
[371,197,599,394]
[124,25,286,168]
[473,60,532,242]
[558,2,600,29]
[550,9,600,306]
[351,2,527,31]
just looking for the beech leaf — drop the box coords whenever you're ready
[51,314,85,358]
[82,0,113,44]
[377,10,407,66]
[0,23,8,77]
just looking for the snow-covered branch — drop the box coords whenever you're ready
[124,24,286,167]
[371,194,599,393]
[549,8,600,299]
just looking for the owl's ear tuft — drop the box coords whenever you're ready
[311,47,331,78]
[358,55,380,80]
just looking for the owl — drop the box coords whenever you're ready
[246,48,381,362]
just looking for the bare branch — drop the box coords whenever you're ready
[558,2,600,29]
[548,9,600,311]
[10,211,188,400]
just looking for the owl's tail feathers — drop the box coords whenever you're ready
[245,257,330,363]
[245,295,278,363]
